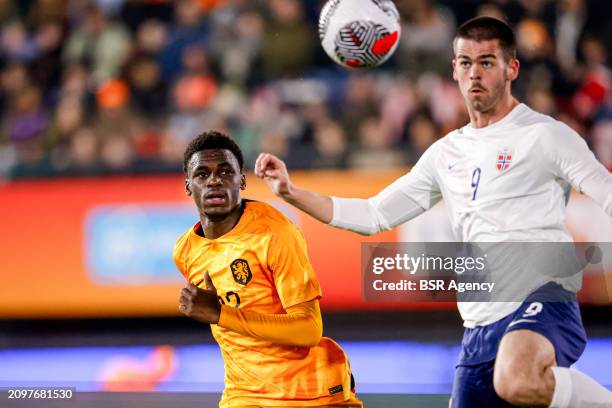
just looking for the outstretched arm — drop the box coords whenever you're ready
[254,153,334,224]
[255,150,442,235]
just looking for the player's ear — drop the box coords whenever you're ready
[185,179,192,196]
[240,173,246,190]
[451,39,458,81]
[507,58,520,81]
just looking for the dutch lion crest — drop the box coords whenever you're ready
[230,259,252,285]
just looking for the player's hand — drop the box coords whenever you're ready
[179,271,221,324]
[254,153,292,198]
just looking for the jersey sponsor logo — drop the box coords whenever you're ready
[230,259,252,285]
[496,149,513,172]
[328,384,344,395]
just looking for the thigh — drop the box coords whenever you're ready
[503,297,586,367]
[451,363,513,408]
[495,329,556,378]
[493,329,557,406]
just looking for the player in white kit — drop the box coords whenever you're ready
[255,16,612,408]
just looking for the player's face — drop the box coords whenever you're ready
[185,149,246,220]
[452,38,519,113]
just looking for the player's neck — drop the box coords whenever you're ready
[469,95,519,129]
[200,201,245,239]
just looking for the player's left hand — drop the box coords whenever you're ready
[179,271,221,324]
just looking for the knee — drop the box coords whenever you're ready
[493,373,527,405]
[493,365,551,406]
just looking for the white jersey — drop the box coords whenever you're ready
[331,103,612,327]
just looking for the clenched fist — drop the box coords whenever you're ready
[179,271,221,324]
[254,153,292,198]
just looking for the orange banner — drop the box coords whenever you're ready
[0,170,610,318]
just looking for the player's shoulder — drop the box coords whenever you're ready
[514,104,570,132]
[245,200,299,234]
[417,132,450,157]
[244,201,305,245]
[406,130,458,169]
[173,225,195,269]
[519,105,583,147]
[434,124,471,148]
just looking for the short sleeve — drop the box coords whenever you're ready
[172,232,190,280]
[267,223,322,310]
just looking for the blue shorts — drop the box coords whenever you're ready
[451,282,587,408]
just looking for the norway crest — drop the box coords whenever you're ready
[230,259,252,285]
[496,149,513,172]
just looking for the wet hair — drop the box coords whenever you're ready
[183,130,244,173]
[453,16,517,62]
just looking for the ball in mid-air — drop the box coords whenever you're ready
[319,0,401,69]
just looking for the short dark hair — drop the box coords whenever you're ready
[183,130,244,173]
[454,16,516,61]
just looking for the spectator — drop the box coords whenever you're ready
[0,63,30,102]
[526,87,558,117]
[340,74,379,143]
[309,120,349,169]
[46,95,85,148]
[1,20,36,62]
[591,107,612,169]
[555,0,587,73]
[58,63,95,114]
[513,17,578,112]
[348,116,404,169]
[0,0,610,178]
[0,0,17,25]
[259,127,289,163]
[5,85,49,164]
[260,0,316,79]
[62,4,131,85]
[94,78,137,171]
[160,0,209,81]
[30,22,65,95]
[396,0,456,78]
[100,131,134,170]
[27,0,67,28]
[572,36,610,121]
[209,6,264,85]
[135,19,169,59]
[67,127,99,171]
[404,112,438,165]
[476,3,508,23]
[125,56,167,117]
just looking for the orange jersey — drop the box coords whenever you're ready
[173,200,354,407]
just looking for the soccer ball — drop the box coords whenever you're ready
[319,0,401,69]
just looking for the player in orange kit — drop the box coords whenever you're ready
[174,131,362,408]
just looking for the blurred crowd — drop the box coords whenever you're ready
[0,0,611,179]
